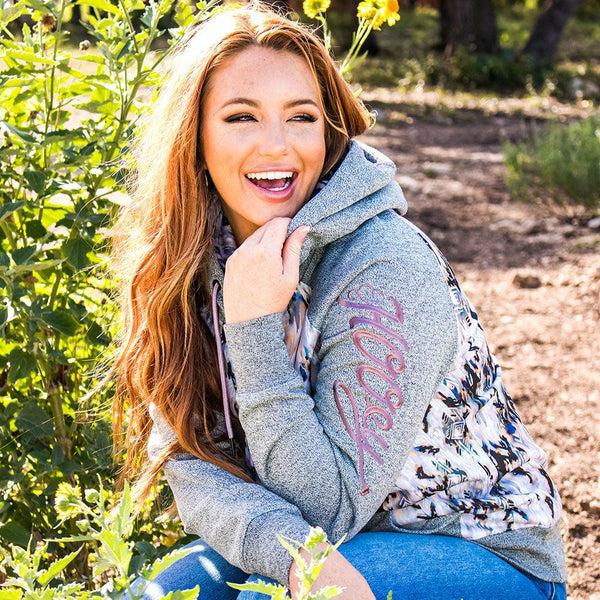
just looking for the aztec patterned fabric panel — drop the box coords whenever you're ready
[380,225,561,539]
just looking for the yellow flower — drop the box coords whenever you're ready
[55,482,84,520]
[357,0,400,30]
[303,0,330,19]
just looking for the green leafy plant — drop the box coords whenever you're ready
[230,527,393,600]
[0,480,199,599]
[504,115,600,210]
[0,541,91,599]
[229,527,345,600]
[0,0,217,555]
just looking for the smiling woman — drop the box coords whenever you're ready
[111,4,567,600]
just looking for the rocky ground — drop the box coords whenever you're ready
[360,89,600,599]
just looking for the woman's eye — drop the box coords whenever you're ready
[291,114,317,122]
[225,114,256,122]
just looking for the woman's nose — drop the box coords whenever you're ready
[257,120,288,157]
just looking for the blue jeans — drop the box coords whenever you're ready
[135,532,566,600]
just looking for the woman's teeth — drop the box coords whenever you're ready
[246,171,294,191]
[247,170,294,180]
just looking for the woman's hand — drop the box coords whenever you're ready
[223,217,310,324]
[288,543,376,600]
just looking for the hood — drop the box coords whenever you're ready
[289,140,407,278]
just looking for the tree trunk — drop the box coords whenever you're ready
[439,0,498,55]
[522,0,584,62]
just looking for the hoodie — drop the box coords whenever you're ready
[148,140,566,585]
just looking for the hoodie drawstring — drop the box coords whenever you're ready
[211,281,235,455]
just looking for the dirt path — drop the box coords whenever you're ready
[360,91,600,599]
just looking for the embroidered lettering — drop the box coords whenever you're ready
[333,284,408,494]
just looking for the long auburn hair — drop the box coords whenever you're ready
[112,4,373,501]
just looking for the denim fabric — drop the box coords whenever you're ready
[134,532,566,600]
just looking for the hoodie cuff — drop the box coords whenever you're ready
[223,312,296,392]
[243,511,312,585]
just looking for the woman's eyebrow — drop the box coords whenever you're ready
[219,97,320,109]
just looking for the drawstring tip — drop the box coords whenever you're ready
[229,438,236,456]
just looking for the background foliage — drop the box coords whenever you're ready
[0,0,215,581]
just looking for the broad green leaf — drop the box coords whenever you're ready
[25,219,47,239]
[142,546,198,581]
[40,309,80,335]
[91,554,113,578]
[116,38,133,60]
[76,54,105,64]
[160,587,200,600]
[79,0,120,16]
[13,259,63,273]
[42,129,86,146]
[96,528,133,573]
[308,586,343,600]
[228,580,285,595]
[140,1,156,27]
[113,480,133,537]
[0,201,25,221]
[23,171,45,195]
[0,48,56,65]
[26,0,56,16]
[37,547,82,585]
[56,63,87,79]
[0,520,30,548]
[12,245,37,265]
[174,1,193,28]
[0,588,23,599]
[51,443,65,465]
[63,237,92,270]
[7,348,37,384]
[15,400,54,439]
[0,121,37,143]
[0,0,28,26]
[54,534,92,543]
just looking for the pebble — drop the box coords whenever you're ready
[513,273,542,289]
[587,217,600,229]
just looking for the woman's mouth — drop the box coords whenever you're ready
[245,170,297,193]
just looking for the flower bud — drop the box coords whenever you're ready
[38,13,57,32]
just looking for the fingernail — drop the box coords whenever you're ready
[299,226,310,235]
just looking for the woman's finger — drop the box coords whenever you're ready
[282,226,310,278]
[242,216,290,248]
[258,217,292,251]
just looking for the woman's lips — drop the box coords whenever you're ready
[245,172,298,201]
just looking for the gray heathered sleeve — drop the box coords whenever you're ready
[224,255,458,545]
[147,409,312,585]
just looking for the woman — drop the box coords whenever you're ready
[112,5,567,599]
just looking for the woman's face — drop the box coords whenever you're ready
[201,45,327,243]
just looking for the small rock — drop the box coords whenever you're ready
[581,499,600,516]
[513,273,542,289]
[523,219,547,235]
[587,216,600,229]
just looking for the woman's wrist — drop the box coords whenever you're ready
[288,542,331,592]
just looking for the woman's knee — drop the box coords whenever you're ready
[132,539,246,600]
